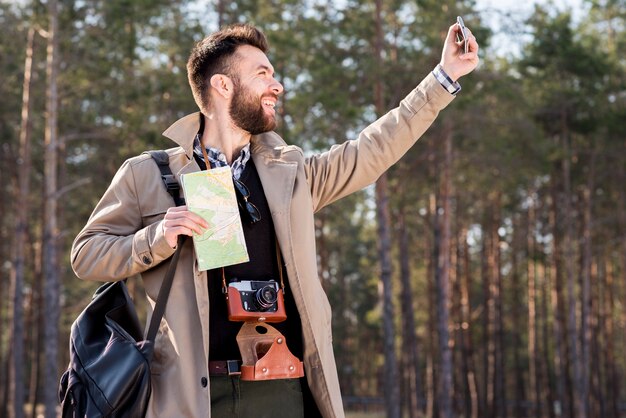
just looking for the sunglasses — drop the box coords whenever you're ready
[233,179,261,224]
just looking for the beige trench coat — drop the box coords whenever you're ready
[71,73,454,417]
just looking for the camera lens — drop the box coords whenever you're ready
[255,285,278,310]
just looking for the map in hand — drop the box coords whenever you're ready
[181,167,249,271]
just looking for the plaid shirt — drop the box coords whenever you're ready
[193,135,251,180]
[433,64,461,95]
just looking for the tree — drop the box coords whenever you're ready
[41,0,60,415]
[9,24,36,418]
[396,208,424,418]
[435,122,454,418]
[372,0,401,416]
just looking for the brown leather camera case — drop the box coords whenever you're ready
[226,287,287,323]
[236,322,304,381]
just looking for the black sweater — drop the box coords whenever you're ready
[193,154,303,362]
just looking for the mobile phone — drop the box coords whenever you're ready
[456,16,469,54]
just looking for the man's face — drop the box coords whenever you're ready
[229,75,277,134]
[228,45,283,135]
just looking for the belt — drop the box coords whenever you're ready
[209,360,242,376]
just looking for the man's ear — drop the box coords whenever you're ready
[210,74,234,99]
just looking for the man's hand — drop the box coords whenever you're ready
[162,205,208,248]
[440,22,480,82]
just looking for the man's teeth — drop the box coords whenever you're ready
[263,100,275,107]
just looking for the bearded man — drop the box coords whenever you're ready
[71,22,479,418]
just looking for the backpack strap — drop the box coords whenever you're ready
[142,150,187,341]
[143,150,185,206]
[146,234,185,342]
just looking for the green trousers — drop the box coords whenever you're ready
[210,376,305,418]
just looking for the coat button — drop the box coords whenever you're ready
[142,255,152,265]
[201,377,208,387]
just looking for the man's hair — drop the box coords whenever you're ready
[187,24,268,114]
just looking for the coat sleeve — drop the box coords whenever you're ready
[71,158,177,282]
[304,72,455,212]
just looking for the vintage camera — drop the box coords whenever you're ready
[226,280,287,323]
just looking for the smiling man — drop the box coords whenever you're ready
[71,23,479,417]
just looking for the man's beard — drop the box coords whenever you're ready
[229,77,277,135]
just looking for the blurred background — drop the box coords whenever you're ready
[1,0,624,417]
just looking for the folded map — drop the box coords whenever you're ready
[181,167,249,271]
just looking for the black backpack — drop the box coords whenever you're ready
[58,151,185,417]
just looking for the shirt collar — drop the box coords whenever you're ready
[192,134,251,180]
[161,111,283,162]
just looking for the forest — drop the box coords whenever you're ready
[1,0,625,417]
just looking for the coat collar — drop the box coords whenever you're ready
[162,112,201,158]
[162,112,284,160]
[162,112,297,230]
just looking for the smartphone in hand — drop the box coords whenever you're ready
[456,16,469,54]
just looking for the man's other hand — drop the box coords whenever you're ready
[440,22,480,82]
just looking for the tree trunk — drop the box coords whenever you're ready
[549,181,568,418]
[511,214,524,418]
[618,140,626,418]
[483,193,505,418]
[3,343,13,418]
[1,154,13,411]
[580,150,595,418]
[451,217,463,415]
[9,26,36,418]
[459,225,479,418]
[559,116,585,418]
[42,0,61,416]
[533,197,550,418]
[216,0,226,27]
[435,126,453,418]
[375,171,401,418]
[0,288,5,418]
[372,1,400,416]
[27,280,42,418]
[482,208,495,418]
[603,259,619,418]
[427,191,437,418]
[29,223,44,418]
[491,194,506,418]
[538,259,553,418]
[397,211,424,418]
[590,259,604,417]
[527,196,538,418]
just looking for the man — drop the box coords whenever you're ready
[71,21,478,418]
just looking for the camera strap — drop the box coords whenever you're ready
[221,239,286,297]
